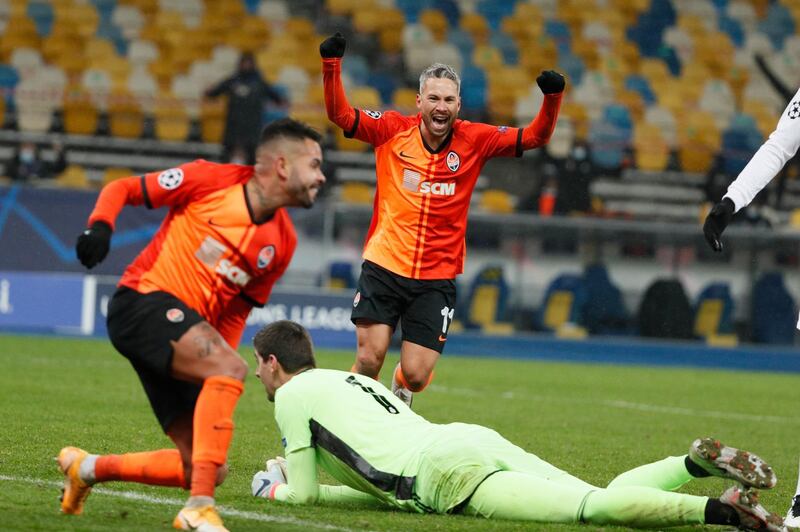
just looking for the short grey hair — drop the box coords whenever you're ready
[419,63,461,94]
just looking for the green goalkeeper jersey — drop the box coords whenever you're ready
[273,368,499,513]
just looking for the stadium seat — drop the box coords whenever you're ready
[102,167,134,185]
[321,261,356,290]
[632,122,669,171]
[419,9,448,42]
[463,265,513,334]
[479,189,515,213]
[199,99,225,143]
[154,94,190,141]
[459,12,490,44]
[536,273,588,335]
[582,264,631,336]
[339,181,373,204]
[108,92,145,139]
[63,92,100,135]
[693,282,736,343]
[56,164,90,189]
[751,272,797,345]
[637,278,693,339]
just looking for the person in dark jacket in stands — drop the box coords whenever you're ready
[6,141,67,182]
[205,52,288,165]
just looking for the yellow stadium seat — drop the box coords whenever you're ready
[62,95,99,135]
[468,284,514,334]
[340,182,374,204]
[392,87,418,115]
[379,27,403,54]
[154,94,190,142]
[200,99,226,143]
[326,0,368,17]
[480,189,515,213]
[335,128,368,152]
[285,17,316,41]
[419,9,448,42]
[694,298,722,339]
[633,122,669,171]
[290,104,329,135]
[102,167,134,185]
[460,12,489,44]
[56,165,90,189]
[349,86,382,110]
[472,45,503,70]
[108,94,145,139]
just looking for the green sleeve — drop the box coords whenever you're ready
[272,447,319,504]
[319,485,386,507]
[274,385,313,455]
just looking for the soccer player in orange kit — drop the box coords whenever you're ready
[320,32,565,406]
[58,118,325,532]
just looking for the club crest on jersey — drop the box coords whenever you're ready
[446,151,460,172]
[497,125,509,134]
[257,245,275,268]
[166,308,184,323]
[363,109,382,119]
[353,291,361,307]
[157,168,184,190]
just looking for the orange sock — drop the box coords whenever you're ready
[394,364,434,392]
[191,375,244,498]
[95,449,185,487]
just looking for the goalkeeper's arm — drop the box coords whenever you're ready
[253,447,382,506]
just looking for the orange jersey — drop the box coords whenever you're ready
[88,160,297,346]
[348,110,522,279]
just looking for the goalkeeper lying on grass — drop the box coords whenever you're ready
[250,320,790,531]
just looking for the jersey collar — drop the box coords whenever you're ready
[419,124,454,155]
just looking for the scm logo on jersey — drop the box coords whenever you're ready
[216,259,251,286]
[419,181,456,196]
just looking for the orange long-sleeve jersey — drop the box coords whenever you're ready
[87,160,297,347]
[323,58,562,279]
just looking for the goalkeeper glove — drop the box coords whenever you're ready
[320,32,346,58]
[703,198,735,252]
[76,221,112,269]
[536,70,566,94]
[251,456,288,499]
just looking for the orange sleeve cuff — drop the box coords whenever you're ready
[520,92,563,150]
[87,176,145,230]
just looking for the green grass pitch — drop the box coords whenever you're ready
[1,333,799,531]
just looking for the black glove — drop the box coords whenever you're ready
[76,221,112,269]
[703,198,735,252]
[320,32,346,58]
[536,70,566,94]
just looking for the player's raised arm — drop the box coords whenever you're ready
[75,175,144,268]
[519,70,565,150]
[320,32,356,133]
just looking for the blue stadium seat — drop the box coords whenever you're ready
[490,32,518,65]
[460,64,487,113]
[582,264,631,335]
[545,20,571,54]
[27,2,54,37]
[558,53,585,87]
[243,0,261,13]
[0,66,20,91]
[367,71,397,107]
[462,265,511,331]
[624,75,656,104]
[693,282,735,339]
[658,45,681,75]
[475,0,514,30]
[433,0,460,26]
[588,121,629,171]
[721,114,763,175]
[602,104,633,132]
[751,272,797,345]
[758,3,794,50]
[343,54,370,86]
[320,261,356,290]
[536,273,588,332]
[718,15,744,48]
[447,27,475,60]
[396,0,434,23]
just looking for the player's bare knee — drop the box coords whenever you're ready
[216,463,229,486]
[223,354,249,381]
[355,349,384,376]
[404,368,433,392]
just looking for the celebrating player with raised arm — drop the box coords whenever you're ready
[703,87,800,528]
[248,320,786,531]
[58,119,325,532]
[321,32,564,406]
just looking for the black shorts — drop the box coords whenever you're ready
[351,261,457,353]
[106,286,205,432]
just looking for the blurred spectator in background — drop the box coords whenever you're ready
[6,141,67,182]
[205,52,287,165]
[555,140,594,215]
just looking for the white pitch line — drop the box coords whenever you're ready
[0,475,367,532]
[428,385,800,425]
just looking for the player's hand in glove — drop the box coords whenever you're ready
[251,456,288,499]
[536,70,566,94]
[320,32,346,58]
[703,198,735,252]
[76,221,112,269]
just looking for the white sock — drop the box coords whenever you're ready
[186,495,215,508]
[78,454,98,485]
